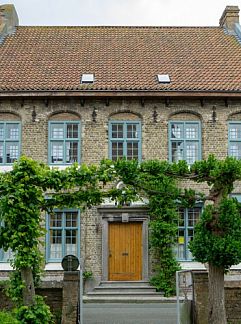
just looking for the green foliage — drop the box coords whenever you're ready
[113,159,181,296]
[83,270,93,280]
[15,295,53,324]
[189,198,241,269]
[0,156,118,321]
[0,310,20,324]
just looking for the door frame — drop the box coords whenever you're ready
[98,206,149,281]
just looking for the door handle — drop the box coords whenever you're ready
[122,252,128,256]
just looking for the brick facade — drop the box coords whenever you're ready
[0,96,241,284]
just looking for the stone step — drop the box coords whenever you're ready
[87,291,164,296]
[83,296,179,303]
[94,286,157,293]
[100,281,150,287]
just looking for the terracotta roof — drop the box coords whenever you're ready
[1,26,241,94]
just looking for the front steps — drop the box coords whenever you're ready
[84,281,176,303]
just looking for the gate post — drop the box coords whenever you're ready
[61,271,79,324]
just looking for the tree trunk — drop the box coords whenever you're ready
[21,267,35,306]
[208,263,227,324]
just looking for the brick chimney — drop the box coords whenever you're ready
[219,6,240,31]
[0,4,19,41]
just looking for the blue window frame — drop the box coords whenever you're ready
[48,121,81,164]
[175,207,202,261]
[169,121,201,165]
[0,122,21,164]
[228,122,241,159]
[46,210,80,262]
[109,121,141,161]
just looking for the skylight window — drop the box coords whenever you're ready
[81,73,94,84]
[157,74,171,83]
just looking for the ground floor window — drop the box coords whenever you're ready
[46,210,80,262]
[0,248,12,262]
[175,207,202,261]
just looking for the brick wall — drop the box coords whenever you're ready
[192,271,241,323]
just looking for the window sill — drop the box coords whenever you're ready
[0,263,12,270]
[0,166,13,172]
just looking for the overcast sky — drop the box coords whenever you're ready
[1,0,241,26]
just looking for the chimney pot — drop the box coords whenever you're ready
[0,4,19,41]
[219,5,240,30]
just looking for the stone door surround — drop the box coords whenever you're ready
[98,206,149,281]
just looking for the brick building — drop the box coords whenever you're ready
[1,4,241,291]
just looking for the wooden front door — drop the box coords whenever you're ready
[108,222,142,281]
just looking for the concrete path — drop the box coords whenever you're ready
[83,303,177,324]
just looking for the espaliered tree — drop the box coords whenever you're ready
[0,156,116,323]
[113,156,241,324]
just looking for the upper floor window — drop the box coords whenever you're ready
[0,122,21,164]
[109,121,141,161]
[175,207,201,261]
[169,121,201,165]
[46,210,80,262]
[228,122,241,159]
[48,121,81,164]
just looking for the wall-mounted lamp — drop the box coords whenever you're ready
[92,107,97,122]
[212,106,217,123]
[32,106,37,122]
[153,109,158,123]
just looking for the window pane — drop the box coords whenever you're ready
[6,124,19,140]
[230,143,241,159]
[127,124,138,139]
[171,124,183,139]
[177,229,185,259]
[51,124,64,139]
[172,141,184,162]
[6,142,18,163]
[67,124,78,139]
[66,212,78,227]
[0,143,3,164]
[127,142,138,160]
[185,124,198,139]
[112,124,123,139]
[0,248,13,262]
[51,142,64,163]
[112,142,123,160]
[65,229,77,256]
[66,142,78,163]
[0,124,4,140]
[230,124,241,140]
[50,229,62,259]
[178,209,185,226]
[50,213,62,227]
[186,142,198,164]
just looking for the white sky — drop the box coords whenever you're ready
[1,0,241,26]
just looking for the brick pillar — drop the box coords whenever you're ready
[192,271,208,324]
[61,271,79,324]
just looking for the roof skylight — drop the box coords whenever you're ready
[81,73,94,83]
[157,74,171,83]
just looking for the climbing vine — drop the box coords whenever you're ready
[0,157,116,322]
[112,159,182,296]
